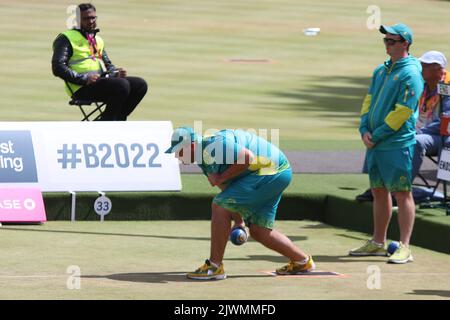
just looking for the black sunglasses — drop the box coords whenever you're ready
[81,16,97,21]
[383,37,405,45]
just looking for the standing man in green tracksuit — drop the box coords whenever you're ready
[350,23,424,263]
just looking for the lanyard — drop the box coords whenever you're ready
[86,33,102,61]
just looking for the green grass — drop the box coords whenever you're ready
[1,220,449,299]
[42,174,450,228]
[2,0,450,149]
[2,2,450,300]
[180,173,369,197]
[180,173,450,227]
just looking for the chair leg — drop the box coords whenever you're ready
[416,172,431,188]
[414,155,439,189]
[76,102,105,121]
[77,105,90,121]
[427,155,438,165]
[92,102,105,121]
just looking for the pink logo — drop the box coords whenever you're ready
[0,188,46,222]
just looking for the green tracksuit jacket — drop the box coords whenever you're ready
[359,55,424,150]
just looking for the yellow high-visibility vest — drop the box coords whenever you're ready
[61,29,105,96]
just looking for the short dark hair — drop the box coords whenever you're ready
[78,3,96,12]
[397,36,411,52]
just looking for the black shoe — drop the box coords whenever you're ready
[356,188,398,206]
[355,189,373,202]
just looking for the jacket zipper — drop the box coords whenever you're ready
[369,62,396,130]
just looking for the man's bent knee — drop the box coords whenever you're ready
[108,78,131,97]
[249,224,268,241]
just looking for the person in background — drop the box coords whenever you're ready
[357,51,450,201]
[412,51,450,179]
[52,3,147,120]
[351,23,423,264]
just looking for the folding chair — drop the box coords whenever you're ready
[415,155,439,189]
[419,82,450,215]
[65,80,106,121]
[69,99,106,121]
[418,152,448,211]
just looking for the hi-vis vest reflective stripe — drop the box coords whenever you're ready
[61,30,105,96]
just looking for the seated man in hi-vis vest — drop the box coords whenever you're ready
[52,3,148,121]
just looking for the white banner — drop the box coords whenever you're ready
[437,149,450,182]
[0,122,181,192]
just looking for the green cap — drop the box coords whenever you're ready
[165,127,199,154]
[380,23,413,45]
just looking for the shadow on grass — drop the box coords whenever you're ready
[302,223,332,229]
[285,235,308,242]
[0,227,307,243]
[0,227,209,241]
[84,272,192,283]
[313,255,387,263]
[246,235,307,243]
[226,254,386,263]
[406,290,450,298]
[336,233,368,241]
[338,187,359,191]
[83,272,271,284]
[225,255,286,263]
[266,75,371,128]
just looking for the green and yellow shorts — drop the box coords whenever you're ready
[213,168,292,229]
[366,145,414,192]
